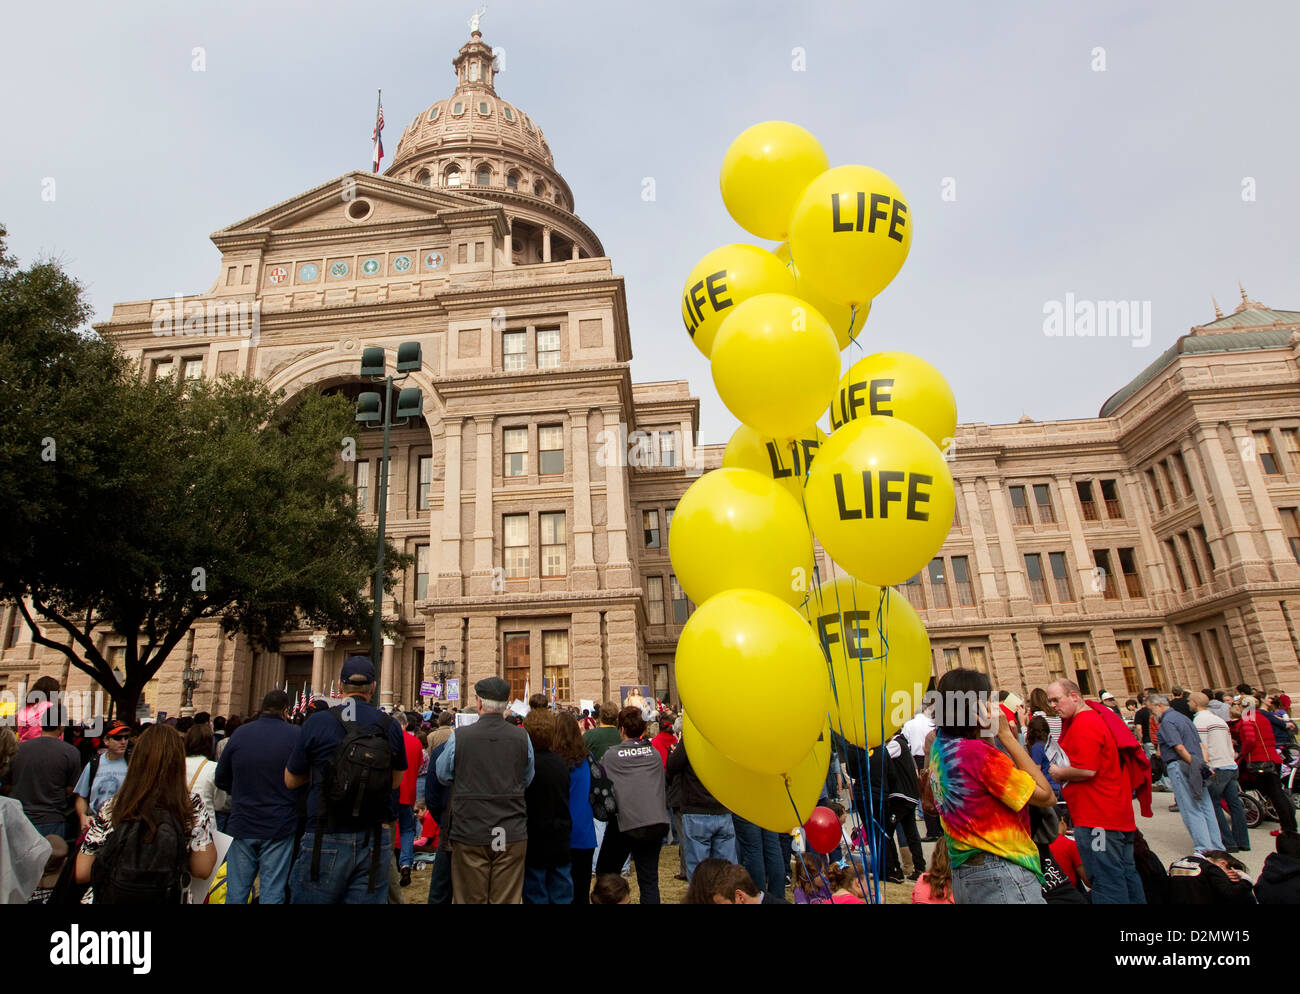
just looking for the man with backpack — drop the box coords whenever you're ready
[73,721,131,834]
[435,676,534,904]
[284,656,407,904]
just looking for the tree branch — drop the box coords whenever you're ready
[15,598,114,689]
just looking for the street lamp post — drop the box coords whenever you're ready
[437,644,449,704]
[356,343,423,700]
[181,656,205,717]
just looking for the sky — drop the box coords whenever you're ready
[2,0,1297,444]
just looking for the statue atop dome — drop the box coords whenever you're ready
[468,4,487,34]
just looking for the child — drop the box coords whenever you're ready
[910,837,954,904]
[412,799,439,852]
[591,873,631,904]
[791,850,833,904]
[823,855,870,904]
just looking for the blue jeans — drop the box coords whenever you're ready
[681,813,737,880]
[952,854,1046,904]
[732,815,785,899]
[397,804,415,869]
[32,820,68,840]
[1167,760,1224,853]
[226,837,295,905]
[522,864,574,904]
[426,849,452,904]
[1208,767,1250,851]
[1074,826,1146,904]
[289,829,393,904]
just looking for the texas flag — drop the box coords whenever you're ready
[371,91,384,173]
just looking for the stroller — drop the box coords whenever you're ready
[1237,745,1300,827]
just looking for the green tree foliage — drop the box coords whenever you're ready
[0,225,409,718]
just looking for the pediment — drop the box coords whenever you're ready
[211,170,503,246]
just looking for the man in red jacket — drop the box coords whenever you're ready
[1048,680,1146,904]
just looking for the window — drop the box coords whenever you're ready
[900,572,926,611]
[670,575,690,624]
[503,106,515,122]
[1164,539,1189,592]
[1284,429,1300,474]
[503,514,529,578]
[1281,508,1300,562]
[1142,639,1166,692]
[153,358,174,382]
[1254,431,1280,475]
[469,62,480,82]
[183,358,203,382]
[928,558,950,609]
[1118,547,1143,597]
[1179,532,1203,586]
[968,646,988,673]
[417,455,433,510]
[1094,549,1119,600]
[1146,468,1164,511]
[539,425,564,475]
[534,181,546,197]
[1191,631,1216,686]
[1077,480,1098,521]
[653,663,669,702]
[942,648,960,671]
[1158,461,1178,502]
[647,576,665,624]
[452,102,465,116]
[1049,551,1073,601]
[478,101,490,116]
[1009,485,1031,526]
[5,606,25,649]
[1044,644,1067,683]
[457,243,468,264]
[506,171,519,190]
[415,543,430,600]
[1033,483,1056,524]
[503,427,528,477]
[952,556,974,606]
[445,165,462,187]
[537,327,560,368]
[659,431,678,468]
[355,461,370,511]
[428,105,440,122]
[1193,524,1217,572]
[540,512,566,576]
[416,169,431,186]
[474,242,485,263]
[504,632,529,701]
[1100,479,1123,519]
[1024,553,1048,603]
[1117,640,1141,695]
[643,510,661,548]
[665,507,675,535]
[503,330,527,371]
[1173,452,1194,495]
[1070,642,1093,695]
[542,631,570,702]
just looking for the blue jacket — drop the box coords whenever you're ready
[568,759,597,849]
[214,713,304,840]
[424,742,449,823]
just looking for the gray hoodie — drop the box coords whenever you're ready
[601,737,670,833]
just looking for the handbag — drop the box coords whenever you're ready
[919,766,938,817]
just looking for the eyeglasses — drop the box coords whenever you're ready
[107,734,130,741]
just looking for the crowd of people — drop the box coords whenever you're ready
[2,663,1299,905]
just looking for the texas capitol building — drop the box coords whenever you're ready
[2,31,1299,716]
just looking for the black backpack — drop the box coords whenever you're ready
[91,808,189,904]
[311,709,394,887]
[588,756,618,822]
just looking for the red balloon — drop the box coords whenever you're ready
[803,806,841,855]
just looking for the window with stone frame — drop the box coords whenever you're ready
[1077,480,1099,521]
[503,514,529,578]
[1033,483,1056,524]
[942,648,960,671]
[503,427,528,477]
[1177,532,1203,587]
[670,575,689,624]
[646,575,665,624]
[1100,478,1123,518]
[899,572,926,611]
[503,330,527,371]
[1049,551,1073,601]
[1284,429,1300,475]
[417,455,433,510]
[539,424,564,475]
[643,510,660,549]
[1024,553,1049,603]
[537,327,561,369]
[415,544,430,600]
[1116,640,1141,695]
[1193,524,1217,573]
[1173,452,1195,495]
[1044,643,1067,684]
[1009,485,1031,526]
[968,646,988,673]
[1093,548,1119,600]
[1070,642,1093,695]
[1253,431,1280,475]
[1142,638,1167,692]
[540,512,566,577]
[951,556,975,606]
[928,558,950,609]
[1118,547,1143,597]
[659,431,679,468]
[543,630,570,702]
[504,632,529,700]
[354,460,370,512]
[1280,507,1300,563]
[1146,468,1165,511]
[1164,539,1189,592]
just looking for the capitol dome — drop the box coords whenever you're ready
[387,31,600,261]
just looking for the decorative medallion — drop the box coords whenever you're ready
[392,255,412,273]
[424,251,444,270]
[267,265,288,285]
[298,263,319,282]
[330,261,350,278]
[361,257,381,275]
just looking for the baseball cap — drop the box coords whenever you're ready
[340,655,377,685]
[106,721,131,737]
[1100,691,1116,701]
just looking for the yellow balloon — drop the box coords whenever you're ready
[721,422,826,505]
[720,121,829,241]
[804,416,955,587]
[787,164,913,307]
[676,588,830,775]
[684,714,831,833]
[681,244,797,358]
[775,242,871,350]
[800,574,932,750]
[668,468,813,608]
[711,293,840,439]
[827,351,957,451]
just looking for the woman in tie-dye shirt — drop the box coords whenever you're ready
[926,669,1057,904]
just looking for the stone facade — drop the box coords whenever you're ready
[2,34,1298,717]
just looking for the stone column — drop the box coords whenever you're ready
[985,477,1031,610]
[571,242,580,260]
[1120,468,1167,603]
[503,223,513,266]
[1191,423,1262,579]
[470,417,496,595]
[1232,419,1300,579]
[542,227,552,263]
[601,407,633,588]
[1054,475,1104,611]
[310,634,334,696]
[438,418,463,596]
[570,409,598,590]
[960,480,1001,608]
[381,635,402,708]
[1181,438,1229,574]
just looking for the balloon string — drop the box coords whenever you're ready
[783,776,838,904]
[789,439,875,903]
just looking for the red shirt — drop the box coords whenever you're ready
[399,731,423,805]
[651,732,678,767]
[1059,709,1136,831]
[1048,833,1084,885]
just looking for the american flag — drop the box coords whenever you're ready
[371,90,384,173]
